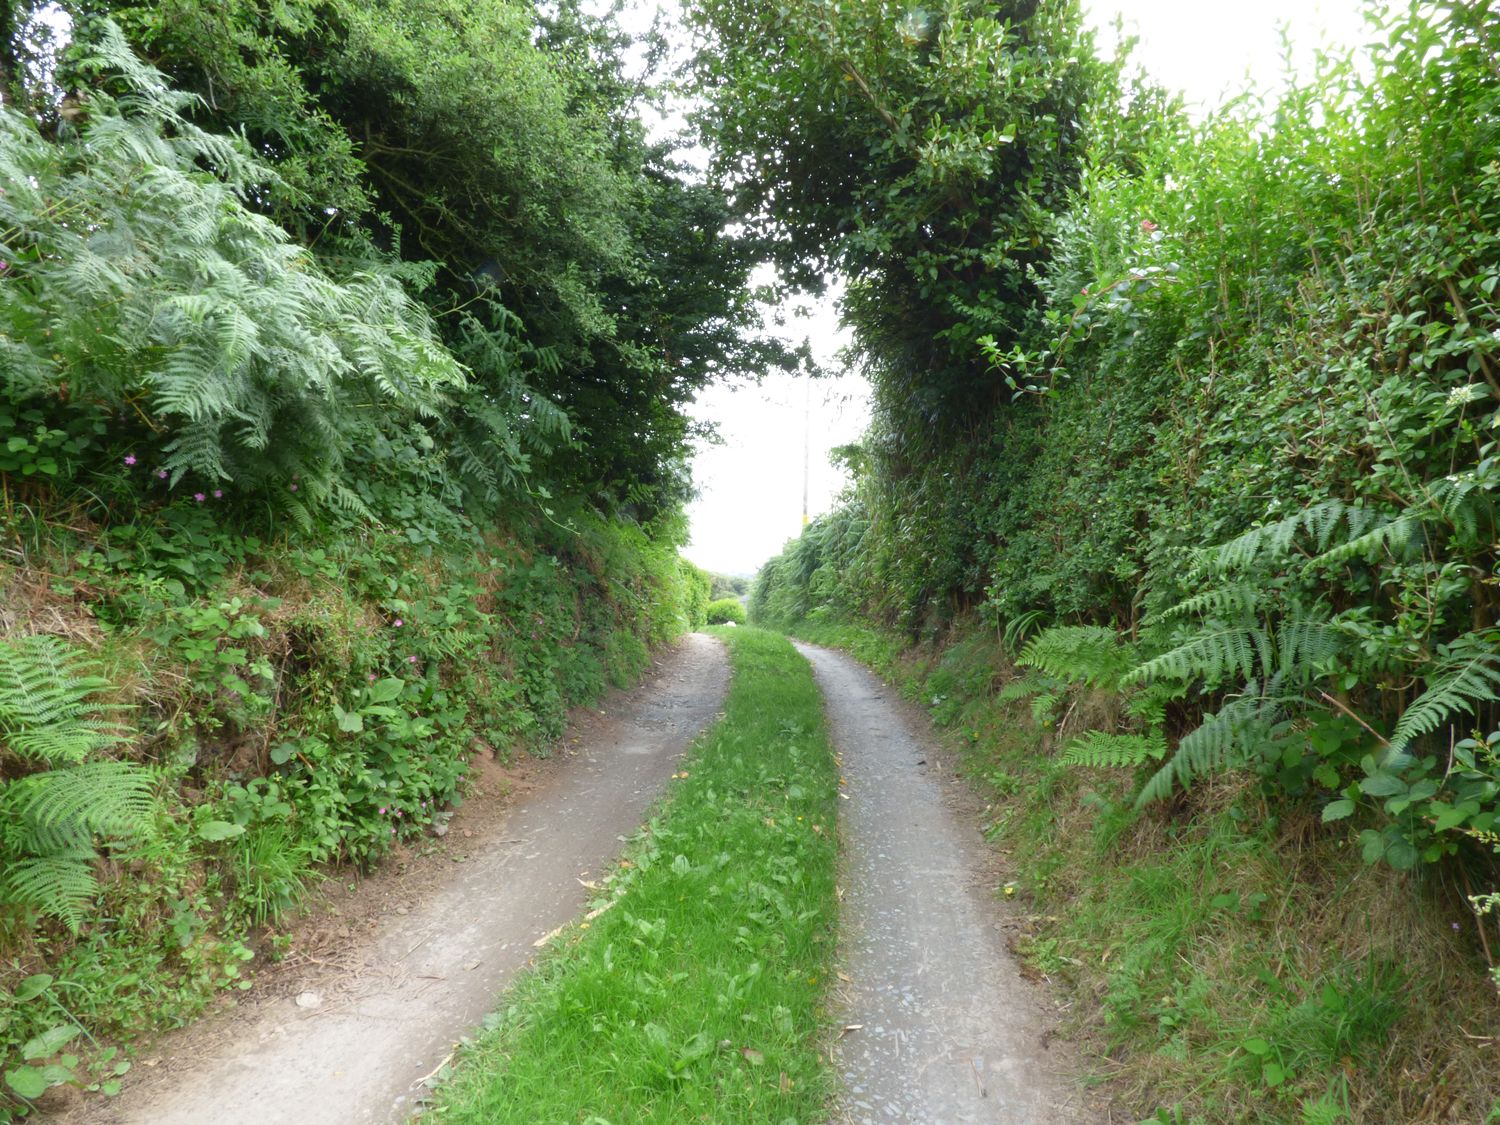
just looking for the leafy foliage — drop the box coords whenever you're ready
[704,597,746,626]
[1060,729,1166,770]
[0,25,476,509]
[0,637,154,933]
[85,0,783,518]
[1018,625,1132,689]
[0,11,749,1110]
[0,636,124,764]
[753,3,1500,869]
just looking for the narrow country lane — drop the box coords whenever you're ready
[795,642,1100,1125]
[72,634,729,1125]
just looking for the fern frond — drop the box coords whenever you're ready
[1391,635,1500,751]
[1124,681,1183,727]
[995,671,1053,704]
[1426,473,1485,539]
[1310,513,1418,568]
[1019,625,1132,688]
[1276,620,1344,681]
[1061,729,1167,769]
[1125,626,1263,688]
[1154,582,1259,625]
[1001,609,1052,653]
[1136,693,1279,805]
[0,636,127,764]
[8,761,156,848]
[2,855,98,932]
[1031,691,1062,725]
[1205,500,1352,572]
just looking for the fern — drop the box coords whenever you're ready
[1019,625,1133,688]
[1203,500,1358,572]
[7,761,156,851]
[1061,729,1167,769]
[0,24,483,511]
[1309,512,1420,569]
[3,856,101,934]
[0,636,125,764]
[1153,582,1261,625]
[996,670,1056,705]
[1126,626,1266,689]
[0,762,156,932]
[1001,609,1052,654]
[1030,691,1063,725]
[0,637,154,932]
[1390,634,1500,752]
[1137,687,1289,805]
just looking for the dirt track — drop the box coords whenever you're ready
[796,641,1100,1124]
[62,632,1097,1124]
[67,633,728,1125]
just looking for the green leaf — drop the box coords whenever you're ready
[196,820,245,842]
[6,1066,49,1099]
[1262,1061,1286,1088]
[1359,773,1405,797]
[13,974,54,1002]
[1433,802,1476,832]
[1385,838,1420,870]
[22,1024,80,1060]
[366,677,405,704]
[1312,763,1341,789]
[270,743,296,766]
[672,1031,713,1071]
[1242,1038,1271,1057]
[333,703,364,733]
[1320,799,1355,823]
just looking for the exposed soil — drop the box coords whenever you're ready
[59,632,729,1125]
[795,641,1105,1125]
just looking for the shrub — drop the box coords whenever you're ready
[704,598,746,626]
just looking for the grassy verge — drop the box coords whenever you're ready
[0,505,695,1116]
[430,626,839,1123]
[775,614,1498,1124]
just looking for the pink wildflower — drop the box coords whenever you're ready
[156,469,168,480]
[393,618,404,628]
[213,489,223,499]
[379,806,387,814]
[289,483,299,492]
[1140,219,1159,234]
[407,655,418,664]
[194,492,206,503]
[123,454,137,467]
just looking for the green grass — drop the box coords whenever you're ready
[430,626,839,1123]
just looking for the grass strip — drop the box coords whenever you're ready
[430,626,839,1123]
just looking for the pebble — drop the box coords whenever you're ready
[295,991,322,1010]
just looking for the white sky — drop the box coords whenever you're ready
[677,0,1388,577]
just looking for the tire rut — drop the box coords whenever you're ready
[70,633,729,1125]
[795,641,1100,1125]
